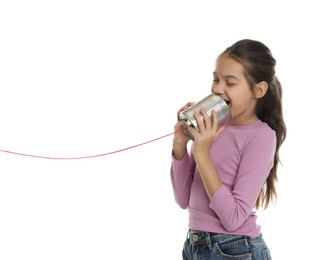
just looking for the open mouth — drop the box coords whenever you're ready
[223,99,231,106]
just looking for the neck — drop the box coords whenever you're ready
[228,114,259,126]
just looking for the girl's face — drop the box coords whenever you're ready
[212,54,258,126]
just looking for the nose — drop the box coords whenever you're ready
[212,81,225,95]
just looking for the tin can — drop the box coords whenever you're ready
[178,93,231,140]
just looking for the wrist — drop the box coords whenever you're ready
[172,140,188,160]
[193,149,211,162]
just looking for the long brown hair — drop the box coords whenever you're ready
[222,39,287,209]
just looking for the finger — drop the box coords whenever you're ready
[200,108,211,129]
[188,125,199,139]
[177,102,194,115]
[174,120,186,130]
[215,126,225,138]
[193,111,205,132]
[212,109,219,131]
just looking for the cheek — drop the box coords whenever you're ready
[227,101,235,115]
[228,97,243,112]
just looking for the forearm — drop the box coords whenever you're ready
[171,150,194,209]
[194,153,223,199]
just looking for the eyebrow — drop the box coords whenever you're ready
[213,72,240,80]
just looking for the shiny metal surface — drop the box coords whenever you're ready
[178,93,231,140]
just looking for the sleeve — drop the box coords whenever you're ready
[170,151,196,209]
[209,129,276,232]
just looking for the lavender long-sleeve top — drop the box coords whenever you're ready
[171,120,276,238]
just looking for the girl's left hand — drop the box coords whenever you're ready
[189,108,224,157]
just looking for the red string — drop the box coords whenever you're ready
[0,128,185,160]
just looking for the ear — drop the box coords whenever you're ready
[254,81,268,99]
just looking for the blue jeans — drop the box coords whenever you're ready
[182,230,272,260]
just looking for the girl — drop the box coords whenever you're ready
[171,39,286,260]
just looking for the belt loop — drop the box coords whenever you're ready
[186,229,191,243]
[205,232,213,250]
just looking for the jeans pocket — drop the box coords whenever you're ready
[214,239,252,260]
[262,249,272,260]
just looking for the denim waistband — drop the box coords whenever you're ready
[187,229,264,247]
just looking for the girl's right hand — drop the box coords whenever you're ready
[172,102,194,160]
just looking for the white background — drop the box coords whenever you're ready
[0,1,328,259]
